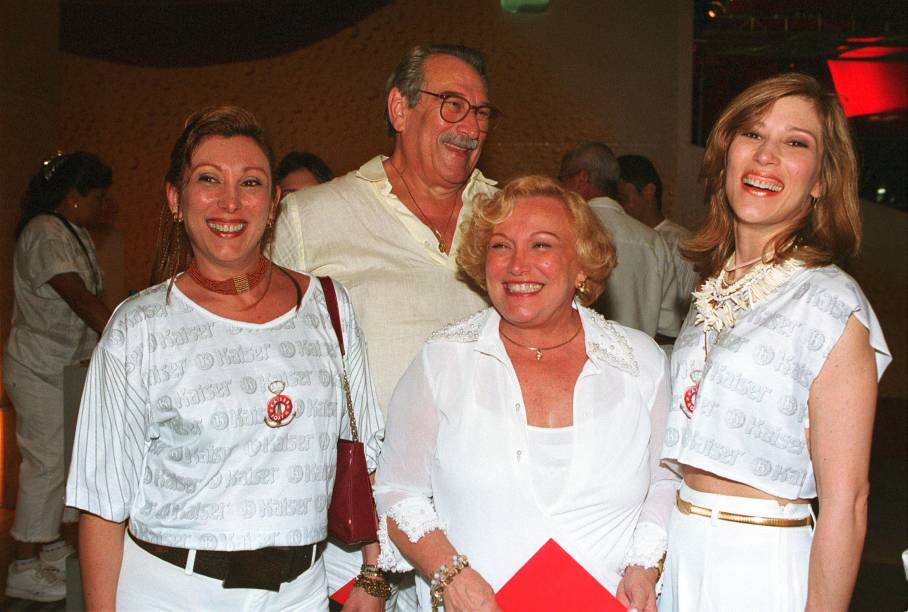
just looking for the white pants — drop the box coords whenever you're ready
[324,540,418,611]
[659,483,813,612]
[117,534,329,611]
[3,358,67,543]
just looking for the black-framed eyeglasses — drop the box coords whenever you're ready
[418,90,500,132]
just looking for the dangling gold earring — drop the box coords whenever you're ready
[576,279,587,298]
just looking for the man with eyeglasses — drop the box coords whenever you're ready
[272,44,498,612]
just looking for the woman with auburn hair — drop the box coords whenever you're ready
[660,73,891,611]
[375,175,678,612]
[66,106,385,611]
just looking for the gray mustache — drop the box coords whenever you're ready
[440,134,479,150]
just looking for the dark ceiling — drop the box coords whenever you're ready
[60,0,391,67]
[60,1,907,67]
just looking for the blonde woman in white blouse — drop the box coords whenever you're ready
[374,175,678,612]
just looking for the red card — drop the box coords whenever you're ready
[330,578,356,605]
[496,539,625,611]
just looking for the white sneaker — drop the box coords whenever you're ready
[5,560,66,602]
[39,540,76,575]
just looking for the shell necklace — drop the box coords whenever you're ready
[680,254,804,417]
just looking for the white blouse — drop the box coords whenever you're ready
[373,305,677,602]
[526,425,574,509]
[6,215,103,385]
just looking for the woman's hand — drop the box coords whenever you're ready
[341,585,385,612]
[616,565,659,612]
[442,567,501,612]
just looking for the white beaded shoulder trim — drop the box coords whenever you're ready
[427,309,489,344]
[377,497,447,572]
[585,310,640,377]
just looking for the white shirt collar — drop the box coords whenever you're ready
[432,304,639,376]
[354,154,497,190]
[588,196,626,215]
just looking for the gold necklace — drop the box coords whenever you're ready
[499,325,583,361]
[387,158,458,254]
[723,253,764,274]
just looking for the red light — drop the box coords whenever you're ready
[839,46,906,59]
[827,58,908,117]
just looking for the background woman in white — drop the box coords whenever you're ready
[4,152,112,602]
[660,73,891,611]
[374,175,677,612]
[66,106,385,611]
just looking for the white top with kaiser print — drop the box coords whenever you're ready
[66,276,383,551]
[661,265,890,500]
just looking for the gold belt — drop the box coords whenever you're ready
[676,491,813,528]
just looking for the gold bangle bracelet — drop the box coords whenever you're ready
[355,575,391,599]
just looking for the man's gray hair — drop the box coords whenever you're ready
[384,44,488,137]
[561,142,620,199]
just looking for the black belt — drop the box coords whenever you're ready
[129,531,325,591]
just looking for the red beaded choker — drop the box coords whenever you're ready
[186,257,270,295]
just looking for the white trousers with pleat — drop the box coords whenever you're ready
[3,358,67,543]
[659,482,813,612]
[116,534,329,611]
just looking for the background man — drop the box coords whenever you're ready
[618,154,699,323]
[272,44,499,611]
[559,142,680,339]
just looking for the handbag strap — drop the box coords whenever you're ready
[318,277,359,442]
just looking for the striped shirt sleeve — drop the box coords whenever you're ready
[335,280,385,470]
[66,341,150,522]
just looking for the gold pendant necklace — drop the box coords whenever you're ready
[499,325,583,361]
[388,158,458,254]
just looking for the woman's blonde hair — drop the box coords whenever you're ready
[457,174,616,306]
[684,72,861,279]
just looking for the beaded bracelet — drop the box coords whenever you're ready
[429,554,470,612]
[355,564,391,599]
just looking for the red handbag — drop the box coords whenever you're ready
[319,277,378,546]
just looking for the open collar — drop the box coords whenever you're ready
[452,304,639,376]
[355,155,497,194]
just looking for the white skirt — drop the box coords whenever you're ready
[658,482,813,612]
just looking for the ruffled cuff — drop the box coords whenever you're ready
[620,521,667,571]
[376,497,446,572]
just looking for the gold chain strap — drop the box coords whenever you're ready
[340,368,358,442]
